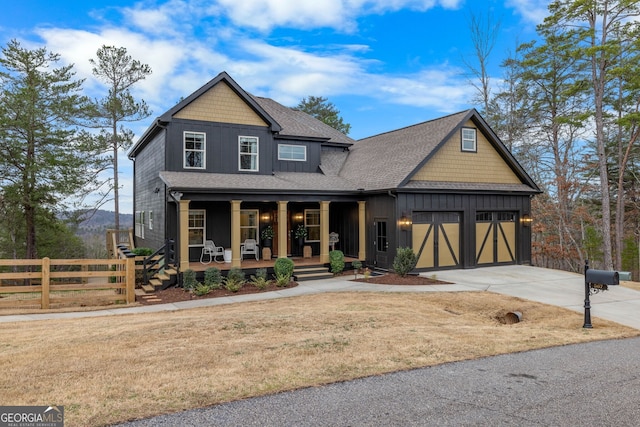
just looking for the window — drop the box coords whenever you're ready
[148,211,153,230]
[240,210,258,241]
[184,132,205,169]
[305,209,320,242]
[188,210,205,246]
[239,136,258,171]
[135,211,145,238]
[278,144,306,161]
[461,127,477,152]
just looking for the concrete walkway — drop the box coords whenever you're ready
[2,265,639,329]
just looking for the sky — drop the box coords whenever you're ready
[0,0,551,215]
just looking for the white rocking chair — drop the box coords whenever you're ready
[240,239,259,260]
[200,240,224,264]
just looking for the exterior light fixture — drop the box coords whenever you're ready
[521,214,532,227]
[399,213,412,230]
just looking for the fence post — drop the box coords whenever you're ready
[125,253,136,304]
[41,257,50,309]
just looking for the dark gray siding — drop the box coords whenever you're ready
[133,129,167,250]
[364,194,397,268]
[273,138,323,173]
[396,192,532,269]
[329,202,359,258]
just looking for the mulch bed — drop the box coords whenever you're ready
[137,273,452,305]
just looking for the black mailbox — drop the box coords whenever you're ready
[586,269,619,286]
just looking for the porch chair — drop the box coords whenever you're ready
[240,238,259,261]
[200,240,224,264]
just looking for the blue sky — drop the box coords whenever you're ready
[0,0,550,214]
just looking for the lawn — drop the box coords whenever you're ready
[1,291,638,426]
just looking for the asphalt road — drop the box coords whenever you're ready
[115,336,640,426]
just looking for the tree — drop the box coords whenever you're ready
[463,10,501,113]
[540,0,640,270]
[0,40,103,259]
[295,96,351,135]
[90,45,152,230]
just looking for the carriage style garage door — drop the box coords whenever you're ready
[475,211,516,265]
[412,212,461,269]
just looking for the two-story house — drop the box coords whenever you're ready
[128,71,540,273]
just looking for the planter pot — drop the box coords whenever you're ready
[263,238,272,248]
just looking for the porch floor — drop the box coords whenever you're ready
[186,255,359,272]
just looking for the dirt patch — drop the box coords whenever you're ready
[352,272,452,285]
[137,281,298,305]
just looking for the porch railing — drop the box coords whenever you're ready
[142,239,176,285]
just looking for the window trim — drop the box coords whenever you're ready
[461,127,477,152]
[183,131,206,169]
[148,211,153,230]
[239,136,259,172]
[240,209,259,241]
[135,211,145,239]
[304,209,320,243]
[278,144,307,161]
[188,209,206,247]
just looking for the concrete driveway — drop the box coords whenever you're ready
[432,265,640,330]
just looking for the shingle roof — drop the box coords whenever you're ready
[403,181,537,193]
[339,111,470,190]
[160,170,358,193]
[251,96,354,145]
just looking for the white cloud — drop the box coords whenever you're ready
[505,0,551,25]
[216,0,463,32]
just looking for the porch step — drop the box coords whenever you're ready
[141,284,155,294]
[294,265,333,281]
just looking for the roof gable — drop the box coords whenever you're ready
[172,81,268,127]
[340,109,538,192]
[408,118,522,185]
[160,71,280,132]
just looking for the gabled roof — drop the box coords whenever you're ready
[251,96,354,145]
[339,109,540,192]
[129,72,282,158]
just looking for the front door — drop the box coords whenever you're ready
[374,219,389,268]
[476,212,516,265]
[412,212,461,269]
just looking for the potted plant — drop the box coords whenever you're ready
[295,224,307,255]
[261,225,274,247]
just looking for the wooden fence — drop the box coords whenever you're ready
[0,254,136,310]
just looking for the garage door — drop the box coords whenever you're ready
[412,212,460,269]
[476,212,516,265]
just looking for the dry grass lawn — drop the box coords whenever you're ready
[1,291,638,427]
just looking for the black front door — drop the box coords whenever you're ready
[375,218,388,268]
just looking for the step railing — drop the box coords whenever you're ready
[142,239,176,285]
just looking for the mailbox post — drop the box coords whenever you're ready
[583,260,619,328]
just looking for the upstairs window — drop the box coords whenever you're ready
[184,132,205,169]
[278,144,306,161]
[461,127,477,152]
[239,136,259,171]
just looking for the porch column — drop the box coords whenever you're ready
[277,201,288,258]
[320,201,330,263]
[179,199,191,270]
[358,201,366,261]
[231,200,241,267]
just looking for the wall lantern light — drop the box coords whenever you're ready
[521,214,532,227]
[261,212,272,222]
[294,213,304,221]
[399,213,412,230]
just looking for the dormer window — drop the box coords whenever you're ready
[461,127,477,152]
[278,144,306,161]
[239,136,258,171]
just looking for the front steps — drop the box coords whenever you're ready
[294,264,333,281]
[142,266,178,293]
